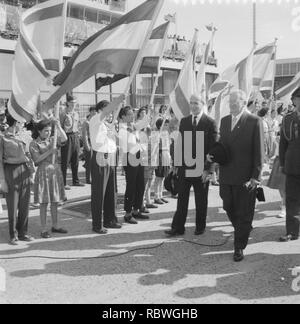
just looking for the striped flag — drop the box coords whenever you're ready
[8,0,66,122]
[45,0,163,108]
[209,46,255,126]
[253,42,276,92]
[275,71,300,102]
[139,21,170,74]
[169,29,199,121]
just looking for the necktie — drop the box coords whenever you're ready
[193,116,197,129]
[232,116,238,131]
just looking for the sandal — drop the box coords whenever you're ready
[41,231,51,239]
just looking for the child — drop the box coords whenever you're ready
[153,118,171,205]
[29,119,68,238]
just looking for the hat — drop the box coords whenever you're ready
[66,93,77,103]
[208,142,230,166]
[291,87,300,99]
[164,171,179,196]
[0,106,5,115]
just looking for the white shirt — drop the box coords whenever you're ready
[231,108,246,131]
[89,114,117,153]
[118,123,143,155]
[191,110,204,126]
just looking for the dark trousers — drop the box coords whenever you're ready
[124,153,145,213]
[172,170,209,233]
[220,184,256,250]
[4,163,31,239]
[285,175,300,237]
[91,151,117,230]
[61,133,80,186]
[83,149,91,183]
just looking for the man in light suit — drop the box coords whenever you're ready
[165,94,218,236]
[214,90,264,262]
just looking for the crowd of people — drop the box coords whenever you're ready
[0,88,300,263]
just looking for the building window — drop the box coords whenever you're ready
[276,64,282,76]
[69,5,84,20]
[85,8,97,23]
[282,63,290,76]
[98,13,111,25]
[291,63,297,75]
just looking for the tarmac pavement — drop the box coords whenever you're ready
[0,164,300,304]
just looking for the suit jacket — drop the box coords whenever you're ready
[279,112,300,176]
[176,113,217,178]
[219,111,264,186]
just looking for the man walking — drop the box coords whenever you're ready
[165,94,217,236]
[217,90,264,262]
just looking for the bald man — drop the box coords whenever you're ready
[217,90,264,262]
[165,94,217,237]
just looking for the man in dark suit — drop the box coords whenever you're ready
[215,89,264,262]
[165,94,218,237]
[279,87,300,242]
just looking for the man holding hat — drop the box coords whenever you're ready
[279,87,300,242]
[60,94,84,189]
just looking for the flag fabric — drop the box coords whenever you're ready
[169,30,199,121]
[209,46,255,126]
[139,21,170,74]
[164,13,176,23]
[209,42,276,101]
[253,42,276,92]
[95,74,126,90]
[45,0,163,108]
[8,0,66,122]
[275,71,300,102]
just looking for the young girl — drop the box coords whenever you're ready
[153,118,171,205]
[30,119,68,238]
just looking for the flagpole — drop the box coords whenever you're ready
[112,0,164,122]
[149,20,171,106]
[52,0,68,164]
[271,38,278,100]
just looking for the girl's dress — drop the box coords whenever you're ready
[30,137,66,204]
[155,130,171,178]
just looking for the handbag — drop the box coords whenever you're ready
[256,187,266,202]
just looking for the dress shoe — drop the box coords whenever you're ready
[279,234,298,242]
[93,228,108,234]
[233,249,244,262]
[165,229,185,236]
[146,203,158,209]
[65,185,71,190]
[104,222,122,229]
[161,198,169,204]
[154,199,164,205]
[140,207,150,214]
[41,231,51,239]
[132,213,149,220]
[18,235,34,242]
[124,216,138,224]
[73,182,85,187]
[194,229,205,236]
[51,227,68,234]
[9,238,18,246]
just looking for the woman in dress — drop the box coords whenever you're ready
[30,119,68,238]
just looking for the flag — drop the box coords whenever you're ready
[139,21,170,74]
[45,0,163,108]
[275,71,300,102]
[169,30,199,121]
[209,46,255,125]
[8,0,66,122]
[95,74,127,91]
[209,42,276,100]
[253,42,276,92]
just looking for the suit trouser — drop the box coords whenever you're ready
[220,184,256,250]
[61,133,80,186]
[91,151,117,230]
[285,175,300,237]
[123,153,145,213]
[172,171,209,233]
[4,163,31,239]
[83,149,91,183]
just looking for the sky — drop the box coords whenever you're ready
[128,0,300,71]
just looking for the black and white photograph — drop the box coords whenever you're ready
[0,0,300,306]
